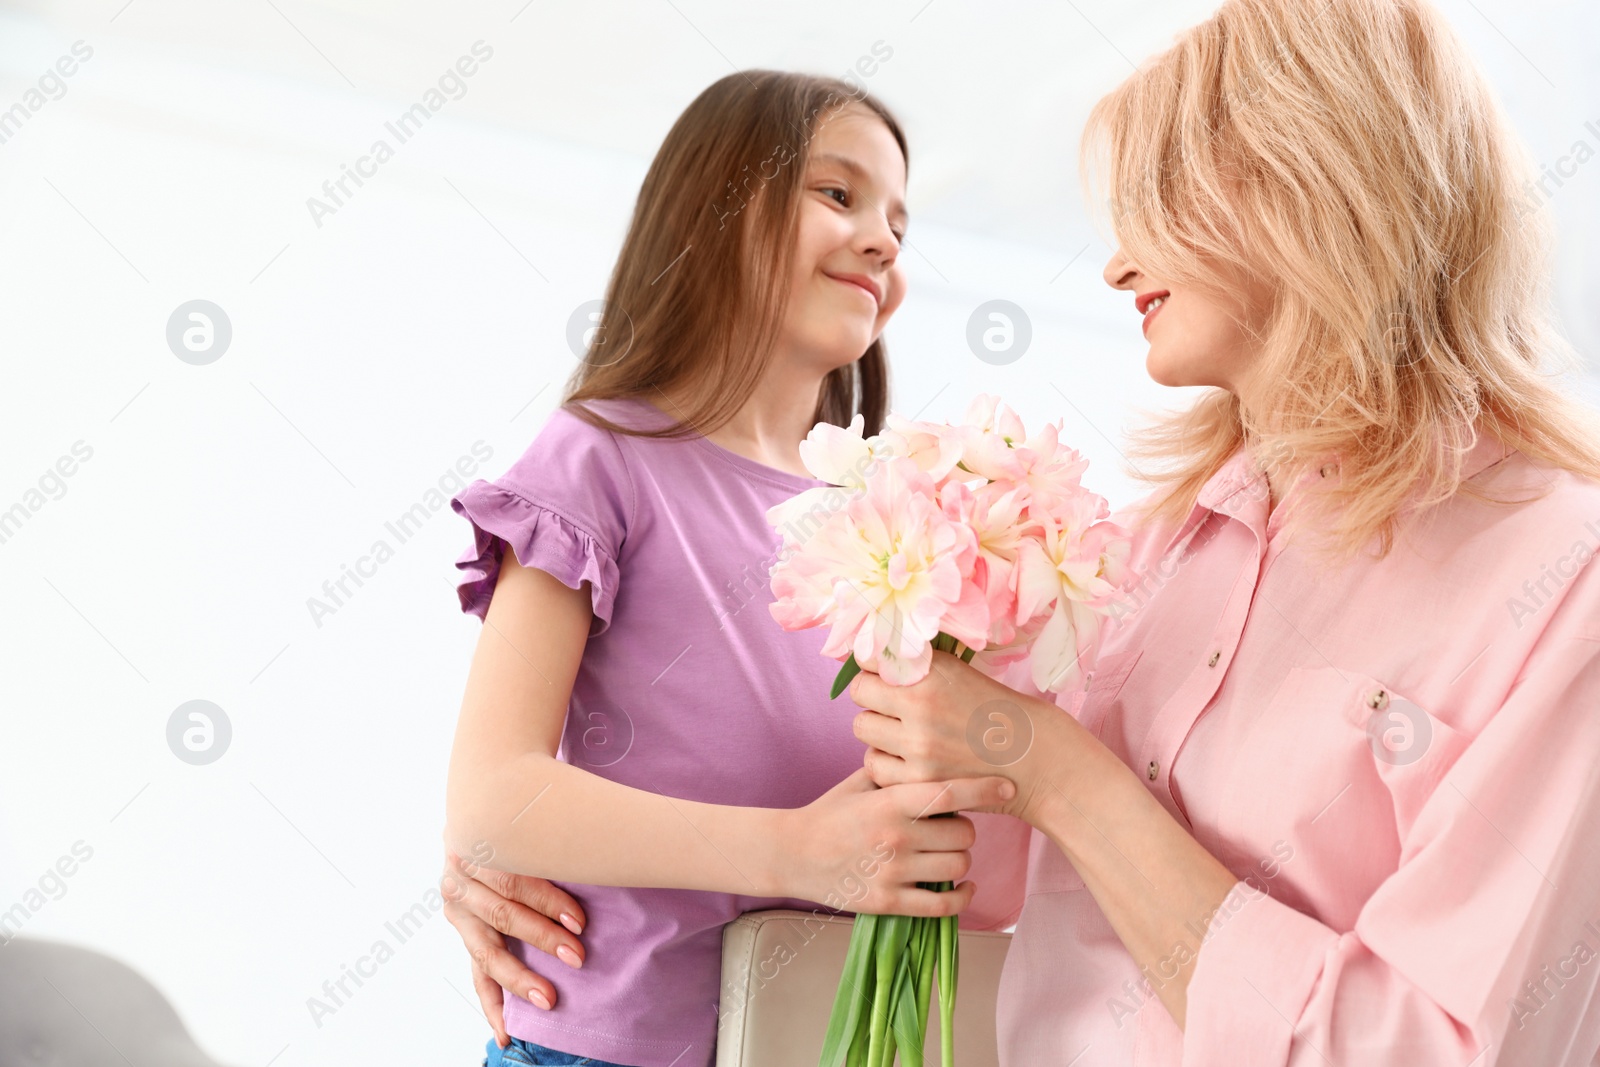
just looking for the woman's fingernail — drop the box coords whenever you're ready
[559,912,584,935]
[557,944,583,970]
[528,988,551,1010]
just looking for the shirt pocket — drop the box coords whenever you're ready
[1327,668,1474,847]
[1075,646,1146,740]
[1217,665,1473,900]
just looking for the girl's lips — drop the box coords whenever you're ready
[826,272,881,307]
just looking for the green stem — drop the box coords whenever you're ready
[868,914,905,1067]
[939,910,957,1067]
[913,912,936,1040]
[822,631,970,1065]
[936,630,979,663]
[880,925,910,1067]
[866,949,888,1067]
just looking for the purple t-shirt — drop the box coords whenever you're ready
[450,395,861,1067]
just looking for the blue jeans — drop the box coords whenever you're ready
[481,1034,636,1067]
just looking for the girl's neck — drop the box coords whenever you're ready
[651,371,826,480]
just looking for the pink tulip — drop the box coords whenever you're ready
[880,412,964,484]
[768,398,1131,696]
[771,456,988,685]
[1014,495,1133,695]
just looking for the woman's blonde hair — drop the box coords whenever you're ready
[1081,0,1600,562]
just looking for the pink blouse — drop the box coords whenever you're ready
[993,428,1600,1065]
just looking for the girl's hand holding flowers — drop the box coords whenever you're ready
[782,766,1017,917]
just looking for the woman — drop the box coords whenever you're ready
[452,0,1600,1062]
[440,69,1026,1067]
[848,0,1600,1062]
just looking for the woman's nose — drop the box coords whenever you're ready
[1103,246,1136,290]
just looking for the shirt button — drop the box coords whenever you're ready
[1147,760,1159,780]
[1367,689,1389,710]
[1208,650,1221,667]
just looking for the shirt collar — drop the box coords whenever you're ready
[1160,427,1512,558]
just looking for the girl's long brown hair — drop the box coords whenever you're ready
[563,70,904,440]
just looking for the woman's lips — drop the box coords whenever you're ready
[1142,297,1168,337]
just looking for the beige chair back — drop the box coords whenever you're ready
[717,909,1011,1066]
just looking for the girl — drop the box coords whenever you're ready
[441,71,1029,1067]
[848,0,1600,1063]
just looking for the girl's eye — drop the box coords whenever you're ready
[820,187,849,206]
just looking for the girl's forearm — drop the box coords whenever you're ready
[446,752,792,897]
[1027,710,1239,1030]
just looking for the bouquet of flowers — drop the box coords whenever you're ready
[766,395,1132,1066]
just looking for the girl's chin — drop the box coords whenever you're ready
[800,330,879,361]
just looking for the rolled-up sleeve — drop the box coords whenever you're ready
[1183,559,1600,1066]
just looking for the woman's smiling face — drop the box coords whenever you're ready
[1101,244,1276,399]
[775,105,909,373]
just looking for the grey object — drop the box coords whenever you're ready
[0,938,229,1066]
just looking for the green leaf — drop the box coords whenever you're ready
[889,918,930,1067]
[819,913,879,1067]
[846,1015,869,1067]
[830,654,864,700]
[867,913,906,1067]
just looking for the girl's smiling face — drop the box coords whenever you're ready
[776,105,909,373]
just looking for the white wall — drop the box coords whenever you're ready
[1,1,1595,1063]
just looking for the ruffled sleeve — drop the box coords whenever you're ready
[449,404,634,637]
[450,483,621,635]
